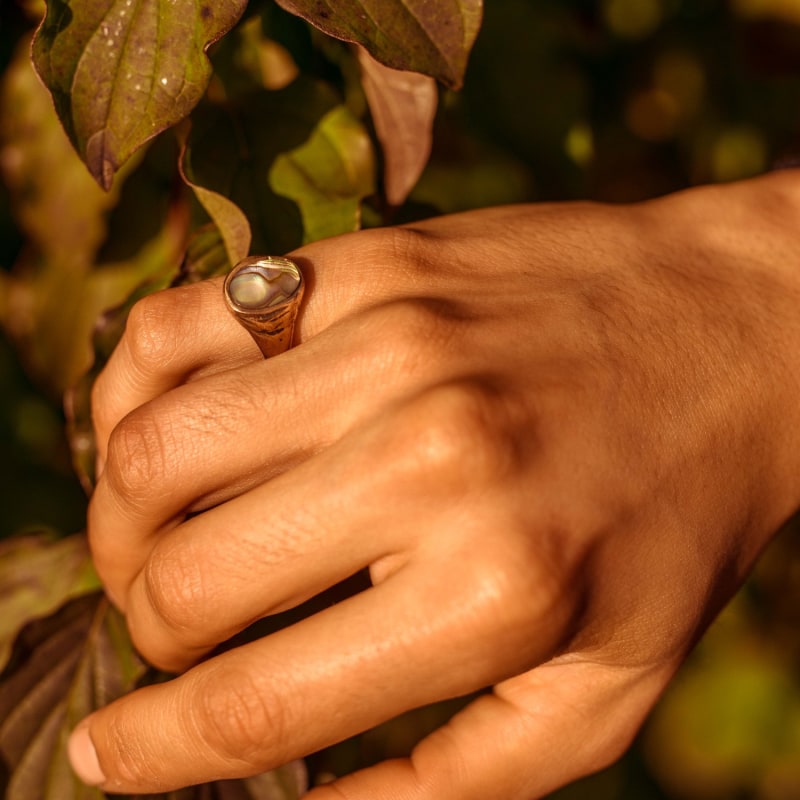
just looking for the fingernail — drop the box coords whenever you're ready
[68,720,106,786]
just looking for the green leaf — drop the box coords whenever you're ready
[0,533,100,674]
[270,105,375,243]
[183,78,351,254]
[273,0,483,89]
[31,0,248,190]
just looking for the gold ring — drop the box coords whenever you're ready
[223,256,304,359]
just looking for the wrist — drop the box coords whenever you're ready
[641,171,800,550]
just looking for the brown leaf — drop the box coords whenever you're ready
[356,46,437,206]
[178,126,252,267]
[273,0,483,89]
[32,0,248,189]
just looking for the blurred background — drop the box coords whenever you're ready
[2,0,800,797]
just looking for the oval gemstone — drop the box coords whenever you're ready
[229,267,299,308]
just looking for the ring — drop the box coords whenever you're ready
[223,256,305,359]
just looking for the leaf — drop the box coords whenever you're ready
[182,78,353,255]
[31,0,248,190]
[0,593,145,799]
[273,0,483,89]
[0,533,100,673]
[0,593,307,799]
[179,127,252,267]
[270,105,375,243]
[356,46,437,206]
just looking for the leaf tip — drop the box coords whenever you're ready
[85,130,118,191]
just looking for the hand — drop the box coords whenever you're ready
[72,171,800,798]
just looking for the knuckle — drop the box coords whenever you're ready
[139,543,210,638]
[382,225,437,269]
[395,381,515,491]
[104,411,173,509]
[372,298,456,377]
[192,665,291,768]
[460,524,580,658]
[123,291,184,372]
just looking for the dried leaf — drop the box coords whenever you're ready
[356,46,437,206]
[0,533,100,673]
[32,0,248,189]
[273,0,483,89]
[270,105,375,243]
[179,128,252,267]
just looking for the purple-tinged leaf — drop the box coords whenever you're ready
[0,533,100,673]
[32,0,248,190]
[273,0,483,89]
[0,593,144,800]
[0,593,307,799]
[356,46,437,206]
[0,34,118,265]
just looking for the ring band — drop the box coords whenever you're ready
[223,256,304,359]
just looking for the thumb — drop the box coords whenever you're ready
[304,659,672,800]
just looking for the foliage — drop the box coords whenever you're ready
[2,0,800,798]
